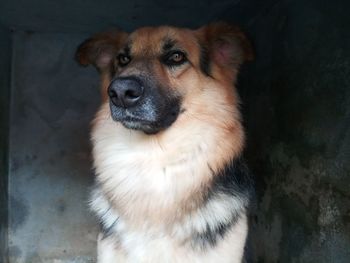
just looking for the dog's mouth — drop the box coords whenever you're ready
[109,98,181,134]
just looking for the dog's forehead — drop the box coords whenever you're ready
[127,26,197,55]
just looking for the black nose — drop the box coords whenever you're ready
[108,78,144,108]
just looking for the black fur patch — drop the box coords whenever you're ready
[100,216,119,240]
[191,158,254,249]
[192,214,240,250]
[209,157,254,199]
[199,45,211,76]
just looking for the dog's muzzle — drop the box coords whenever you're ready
[107,76,181,134]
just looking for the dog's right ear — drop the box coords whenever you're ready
[76,30,128,73]
[195,22,253,79]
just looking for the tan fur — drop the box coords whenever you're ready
[77,23,253,262]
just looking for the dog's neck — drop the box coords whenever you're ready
[91,101,244,227]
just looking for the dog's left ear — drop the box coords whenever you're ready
[196,22,254,73]
[75,29,128,73]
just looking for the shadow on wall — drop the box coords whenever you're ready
[220,0,350,262]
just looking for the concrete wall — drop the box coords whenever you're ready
[7,32,100,262]
[234,0,350,262]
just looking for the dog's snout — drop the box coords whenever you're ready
[108,78,144,108]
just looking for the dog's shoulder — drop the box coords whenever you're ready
[188,157,254,250]
[210,157,254,201]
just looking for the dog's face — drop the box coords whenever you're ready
[76,23,253,134]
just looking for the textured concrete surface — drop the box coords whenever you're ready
[7,32,100,262]
[234,0,350,262]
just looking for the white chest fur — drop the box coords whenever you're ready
[91,103,234,222]
[90,103,248,262]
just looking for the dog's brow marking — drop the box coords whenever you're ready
[124,47,130,55]
[162,38,177,52]
[121,43,131,56]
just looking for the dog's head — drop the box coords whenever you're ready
[76,23,253,134]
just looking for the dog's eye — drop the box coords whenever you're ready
[169,52,184,63]
[117,54,131,66]
[164,51,187,66]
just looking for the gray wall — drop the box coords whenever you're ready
[235,0,350,262]
[7,32,100,262]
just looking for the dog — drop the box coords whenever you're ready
[76,22,254,263]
